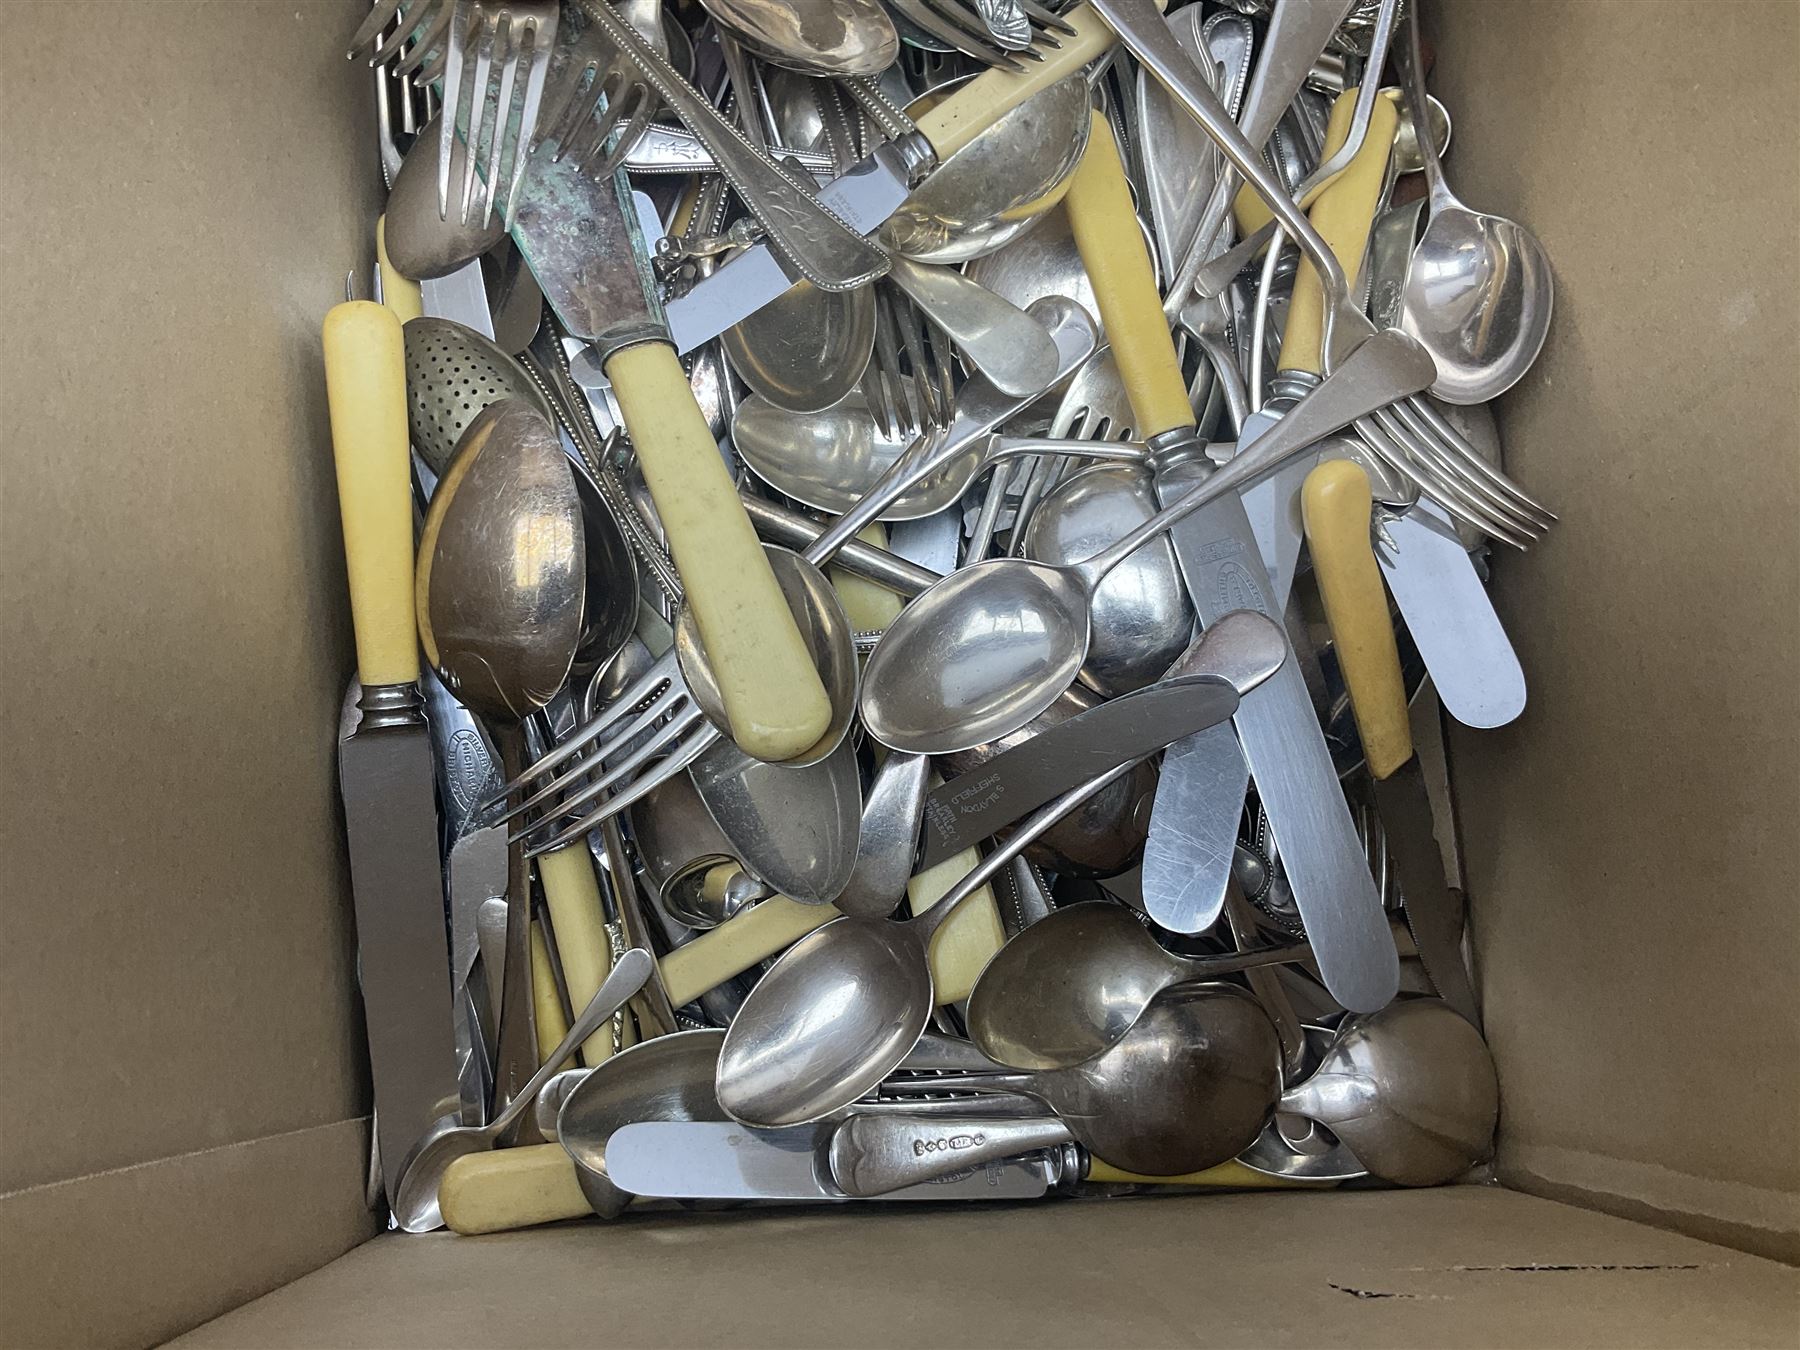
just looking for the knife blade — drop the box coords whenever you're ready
[323,301,461,1202]
[661,2,1135,353]
[509,129,832,765]
[1301,459,1482,1028]
[1376,500,1526,729]
[920,678,1240,870]
[1145,84,1397,940]
[606,1121,1048,1202]
[1054,110,1405,1005]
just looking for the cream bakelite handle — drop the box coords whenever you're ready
[911,842,1005,1006]
[536,844,615,1066]
[604,341,831,763]
[321,301,419,687]
[1301,460,1414,780]
[1278,90,1399,377]
[1064,112,1195,439]
[439,1145,591,1235]
[915,2,1159,160]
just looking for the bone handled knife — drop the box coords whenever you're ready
[1302,459,1483,1027]
[323,301,461,1202]
[510,135,830,764]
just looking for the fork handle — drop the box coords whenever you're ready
[604,341,833,763]
[917,1,1162,160]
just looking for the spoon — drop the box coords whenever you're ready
[967,901,1323,1073]
[417,399,585,1116]
[714,615,1287,1128]
[1397,4,1553,403]
[730,296,1099,519]
[388,949,651,1232]
[1019,461,1194,697]
[382,113,505,281]
[698,0,897,76]
[1281,997,1499,1186]
[860,328,1436,754]
[829,983,1282,1195]
[885,75,1093,265]
[837,750,931,919]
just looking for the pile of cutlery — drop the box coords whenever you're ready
[326,0,1540,1233]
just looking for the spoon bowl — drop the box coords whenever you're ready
[384,113,505,280]
[558,1029,732,1220]
[860,555,1090,754]
[1281,998,1498,1186]
[886,75,1092,265]
[698,0,898,76]
[966,901,1312,1071]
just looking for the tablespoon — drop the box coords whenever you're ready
[1396,2,1553,402]
[859,327,1439,754]
[388,948,651,1233]
[830,982,1282,1194]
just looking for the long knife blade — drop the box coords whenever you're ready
[1372,764,1482,1028]
[1377,501,1526,729]
[921,679,1240,870]
[1153,471,1398,1012]
[606,1121,1048,1202]
[325,302,461,1205]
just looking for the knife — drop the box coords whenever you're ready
[1301,459,1483,1028]
[1062,111,1402,1011]
[1376,500,1527,729]
[323,301,461,1201]
[1145,85,1396,937]
[918,609,1286,869]
[606,1120,1049,1203]
[509,133,830,766]
[661,2,1142,353]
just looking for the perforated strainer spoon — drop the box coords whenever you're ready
[403,317,552,476]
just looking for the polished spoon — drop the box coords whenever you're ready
[388,948,651,1232]
[967,901,1316,1074]
[1396,3,1553,403]
[860,328,1439,753]
[1281,997,1499,1186]
[715,614,1288,1128]
[417,398,585,1118]
[829,982,1282,1194]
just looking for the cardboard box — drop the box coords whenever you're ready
[2,1,1794,1345]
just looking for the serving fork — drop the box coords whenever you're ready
[439,0,559,230]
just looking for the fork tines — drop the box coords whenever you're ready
[439,0,558,230]
[539,44,659,180]
[887,0,1074,70]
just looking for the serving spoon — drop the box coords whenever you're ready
[859,327,1438,754]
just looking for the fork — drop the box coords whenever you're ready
[439,0,558,230]
[887,0,1076,71]
[536,23,659,179]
